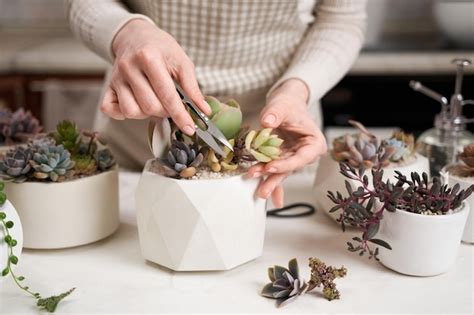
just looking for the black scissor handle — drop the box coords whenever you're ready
[267,202,316,218]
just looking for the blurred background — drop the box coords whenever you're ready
[0,0,473,135]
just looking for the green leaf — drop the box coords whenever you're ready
[17,276,25,281]
[288,258,299,280]
[10,255,18,265]
[261,283,279,298]
[36,288,75,313]
[4,235,12,244]
[366,222,380,240]
[2,268,9,276]
[5,221,14,228]
[268,268,275,282]
[0,181,5,191]
[368,238,392,250]
[0,192,6,205]
[0,211,6,220]
[273,265,289,280]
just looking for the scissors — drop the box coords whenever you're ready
[148,83,233,157]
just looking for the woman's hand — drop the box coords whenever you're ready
[101,19,211,136]
[248,79,327,208]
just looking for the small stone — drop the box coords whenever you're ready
[211,162,221,172]
[180,167,196,178]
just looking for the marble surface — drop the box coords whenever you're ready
[0,170,472,314]
[1,31,474,75]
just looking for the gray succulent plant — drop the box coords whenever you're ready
[95,149,116,171]
[30,144,75,182]
[0,146,32,182]
[0,108,42,145]
[157,140,204,178]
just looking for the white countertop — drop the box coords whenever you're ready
[1,170,473,314]
[1,31,474,76]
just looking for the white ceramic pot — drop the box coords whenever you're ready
[4,168,119,249]
[135,160,266,271]
[0,200,23,278]
[377,202,469,276]
[441,168,474,243]
[314,153,430,222]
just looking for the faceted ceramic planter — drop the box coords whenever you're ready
[4,168,119,249]
[441,168,474,243]
[314,153,430,222]
[0,200,23,279]
[377,202,469,276]
[135,160,266,271]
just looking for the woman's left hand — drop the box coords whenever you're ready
[247,79,327,208]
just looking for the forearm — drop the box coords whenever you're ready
[268,0,367,105]
[65,0,154,63]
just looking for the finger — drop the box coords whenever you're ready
[113,81,148,119]
[177,60,211,115]
[265,141,320,173]
[272,184,284,209]
[257,173,288,200]
[121,66,168,117]
[260,101,288,129]
[140,57,195,135]
[247,163,265,178]
[100,87,125,120]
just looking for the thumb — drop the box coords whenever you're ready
[260,101,288,128]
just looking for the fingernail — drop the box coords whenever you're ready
[252,172,261,178]
[267,167,277,173]
[183,125,195,136]
[263,114,276,126]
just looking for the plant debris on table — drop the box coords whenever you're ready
[328,158,474,261]
[261,257,347,308]
[0,181,75,312]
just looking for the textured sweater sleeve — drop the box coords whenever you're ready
[268,0,367,104]
[65,0,155,63]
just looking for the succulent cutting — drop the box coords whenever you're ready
[446,144,474,177]
[0,108,42,145]
[261,257,347,308]
[152,97,283,179]
[332,120,416,168]
[0,120,116,182]
[328,161,474,261]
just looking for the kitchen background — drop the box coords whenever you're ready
[0,0,473,136]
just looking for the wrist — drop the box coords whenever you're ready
[112,19,151,57]
[269,79,310,105]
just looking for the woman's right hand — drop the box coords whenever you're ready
[101,19,210,136]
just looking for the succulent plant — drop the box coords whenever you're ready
[95,149,116,171]
[156,140,204,178]
[261,258,307,308]
[204,96,242,139]
[332,120,395,168]
[53,120,80,155]
[0,146,32,182]
[231,128,283,163]
[262,257,348,308]
[447,144,474,177]
[328,162,474,260]
[72,154,97,176]
[207,139,239,172]
[307,258,347,301]
[0,108,42,145]
[383,131,415,162]
[30,144,75,182]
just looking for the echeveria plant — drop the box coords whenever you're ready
[446,144,474,177]
[0,108,42,145]
[328,161,474,261]
[0,120,116,182]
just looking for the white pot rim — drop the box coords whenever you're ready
[6,166,118,186]
[392,201,468,220]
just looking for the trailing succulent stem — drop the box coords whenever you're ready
[0,182,74,312]
[328,160,473,261]
[261,257,347,308]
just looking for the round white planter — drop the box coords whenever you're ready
[4,168,119,249]
[314,153,430,222]
[135,160,267,271]
[377,202,469,276]
[0,200,23,279]
[441,168,474,244]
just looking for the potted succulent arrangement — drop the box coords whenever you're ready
[0,108,42,155]
[0,120,119,249]
[136,96,284,271]
[328,161,472,276]
[442,144,474,243]
[314,120,429,221]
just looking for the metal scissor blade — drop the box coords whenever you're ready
[195,127,226,157]
[206,123,234,152]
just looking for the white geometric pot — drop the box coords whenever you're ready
[0,200,23,279]
[4,168,119,249]
[314,153,430,222]
[377,202,469,276]
[135,160,266,271]
[441,168,474,243]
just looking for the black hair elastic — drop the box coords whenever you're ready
[266,202,316,218]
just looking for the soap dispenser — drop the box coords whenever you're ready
[411,58,474,177]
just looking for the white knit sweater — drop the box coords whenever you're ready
[65,0,366,104]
